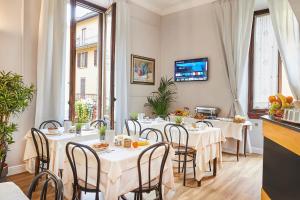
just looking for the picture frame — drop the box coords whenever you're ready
[131,54,155,85]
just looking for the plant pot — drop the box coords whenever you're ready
[99,134,105,141]
[0,164,8,183]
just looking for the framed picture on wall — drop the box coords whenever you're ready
[131,54,155,85]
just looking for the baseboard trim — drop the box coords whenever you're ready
[8,164,26,176]
[252,147,263,154]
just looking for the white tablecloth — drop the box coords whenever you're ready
[63,139,175,200]
[0,182,29,200]
[128,120,226,181]
[23,128,99,175]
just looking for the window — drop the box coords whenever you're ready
[68,0,116,127]
[248,10,293,118]
[77,52,88,68]
[80,77,86,98]
[94,50,97,66]
[81,27,86,45]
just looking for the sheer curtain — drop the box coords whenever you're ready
[268,0,300,100]
[114,0,130,133]
[214,0,255,116]
[35,0,68,127]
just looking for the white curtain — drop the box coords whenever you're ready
[35,0,67,127]
[289,0,300,23]
[114,0,129,133]
[214,0,255,116]
[268,0,300,100]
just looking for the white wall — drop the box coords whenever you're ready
[128,3,162,114]
[161,4,232,116]
[0,0,40,172]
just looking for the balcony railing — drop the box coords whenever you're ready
[76,36,98,47]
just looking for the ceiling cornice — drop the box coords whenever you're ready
[130,0,216,16]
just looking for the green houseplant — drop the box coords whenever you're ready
[146,77,176,119]
[99,125,107,141]
[0,71,34,181]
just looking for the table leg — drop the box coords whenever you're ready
[35,158,40,176]
[236,140,240,162]
[244,126,248,157]
[213,158,217,176]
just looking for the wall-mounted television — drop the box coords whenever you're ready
[174,58,208,82]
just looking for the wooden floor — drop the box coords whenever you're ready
[8,153,262,200]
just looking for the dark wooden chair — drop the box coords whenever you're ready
[66,142,101,200]
[125,119,142,136]
[31,128,50,176]
[27,170,64,200]
[39,120,62,129]
[131,142,170,200]
[196,120,214,127]
[164,123,196,186]
[90,119,107,128]
[140,128,164,142]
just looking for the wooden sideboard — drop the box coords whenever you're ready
[261,115,300,200]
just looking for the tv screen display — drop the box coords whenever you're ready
[174,58,208,82]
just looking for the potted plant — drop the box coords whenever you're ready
[99,125,106,141]
[129,112,138,120]
[146,77,176,119]
[75,100,92,132]
[0,71,34,182]
[175,116,183,125]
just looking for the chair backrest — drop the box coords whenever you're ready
[125,119,142,136]
[140,128,164,142]
[137,142,170,198]
[65,142,101,199]
[90,119,107,128]
[31,128,50,163]
[39,120,62,129]
[164,115,171,121]
[164,123,189,152]
[196,120,213,127]
[27,170,64,200]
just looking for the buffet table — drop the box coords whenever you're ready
[23,128,99,175]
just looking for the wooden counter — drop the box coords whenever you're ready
[261,115,300,200]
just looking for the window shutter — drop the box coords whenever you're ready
[77,53,81,68]
[94,50,97,66]
[84,52,88,68]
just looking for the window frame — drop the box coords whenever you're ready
[69,0,116,127]
[248,9,282,119]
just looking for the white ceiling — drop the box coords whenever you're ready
[87,0,269,16]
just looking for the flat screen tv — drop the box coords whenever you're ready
[174,58,208,82]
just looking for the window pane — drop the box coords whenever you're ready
[75,5,99,122]
[253,14,279,109]
[102,9,112,121]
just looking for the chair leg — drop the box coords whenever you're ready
[209,161,211,172]
[236,140,240,161]
[213,158,217,176]
[183,156,187,186]
[193,154,196,179]
[58,169,63,178]
[35,158,40,176]
[178,154,181,173]
[77,188,81,200]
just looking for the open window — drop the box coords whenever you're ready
[67,0,116,127]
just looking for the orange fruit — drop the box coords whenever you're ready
[132,141,139,148]
[286,96,294,104]
[268,96,277,103]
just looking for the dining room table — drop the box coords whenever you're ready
[127,119,226,182]
[62,139,175,200]
[23,127,102,175]
[0,182,29,200]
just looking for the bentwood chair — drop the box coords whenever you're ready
[39,120,62,129]
[90,119,107,128]
[196,120,213,127]
[140,128,164,142]
[31,128,50,176]
[27,170,64,200]
[66,142,101,200]
[164,123,196,186]
[125,119,142,136]
[131,142,170,200]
